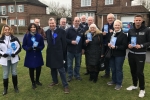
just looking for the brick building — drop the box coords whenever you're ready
[72,0,150,29]
[0,0,53,27]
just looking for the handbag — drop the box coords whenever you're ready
[98,57,105,71]
[105,48,112,59]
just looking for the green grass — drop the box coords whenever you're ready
[0,47,150,100]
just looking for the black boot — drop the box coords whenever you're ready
[93,72,99,83]
[3,79,8,96]
[89,72,93,81]
[12,75,19,93]
[32,82,37,89]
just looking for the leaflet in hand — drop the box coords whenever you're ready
[104,25,108,33]
[131,37,136,47]
[110,37,117,46]
[76,36,81,44]
[33,41,39,47]
[87,33,92,41]
[6,48,12,56]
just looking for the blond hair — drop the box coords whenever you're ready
[114,19,122,28]
[89,24,97,30]
[0,25,14,38]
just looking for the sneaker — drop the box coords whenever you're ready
[64,87,69,94]
[32,83,37,89]
[67,78,72,82]
[115,85,122,90]
[139,90,145,98]
[126,86,138,91]
[107,81,115,85]
[76,77,82,81]
[48,82,58,87]
[101,74,110,78]
[36,81,42,86]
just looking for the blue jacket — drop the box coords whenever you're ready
[66,26,84,53]
[22,33,45,68]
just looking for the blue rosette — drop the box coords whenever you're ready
[31,36,36,42]
[11,42,17,51]
[52,33,57,45]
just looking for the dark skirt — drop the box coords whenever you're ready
[87,65,99,72]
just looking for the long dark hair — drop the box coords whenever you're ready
[27,23,38,32]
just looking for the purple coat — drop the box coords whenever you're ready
[22,33,45,68]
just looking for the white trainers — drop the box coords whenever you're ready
[139,90,145,98]
[126,86,138,91]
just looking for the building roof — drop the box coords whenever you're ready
[98,5,149,15]
[0,0,48,7]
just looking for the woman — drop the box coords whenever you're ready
[0,25,21,95]
[107,20,128,90]
[22,23,45,89]
[84,24,104,83]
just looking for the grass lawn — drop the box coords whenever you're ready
[0,47,150,100]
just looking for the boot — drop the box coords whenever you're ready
[89,72,93,81]
[93,72,99,83]
[32,82,37,89]
[12,75,19,93]
[3,79,8,96]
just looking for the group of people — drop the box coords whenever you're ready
[0,13,150,98]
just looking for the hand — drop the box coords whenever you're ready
[71,40,77,45]
[111,46,115,49]
[11,54,16,57]
[109,29,113,33]
[27,47,33,51]
[101,55,104,57]
[128,44,133,49]
[63,60,66,64]
[33,47,40,51]
[85,40,90,44]
[108,43,111,48]
[82,49,85,54]
[3,54,9,58]
[102,32,106,35]
[135,44,141,49]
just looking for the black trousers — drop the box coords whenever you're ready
[128,52,146,90]
[29,67,42,83]
[104,45,110,75]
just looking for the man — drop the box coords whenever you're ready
[101,13,115,78]
[34,18,46,39]
[45,18,69,93]
[59,18,70,72]
[83,16,94,75]
[126,14,150,98]
[66,17,84,82]
[79,15,88,29]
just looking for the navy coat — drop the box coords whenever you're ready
[45,28,66,68]
[22,33,45,68]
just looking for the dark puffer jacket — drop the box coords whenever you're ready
[84,29,104,66]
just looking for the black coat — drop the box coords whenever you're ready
[45,28,66,68]
[84,30,104,66]
[108,31,128,57]
[66,26,84,53]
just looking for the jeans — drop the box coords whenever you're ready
[109,56,125,85]
[51,67,68,88]
[104,45,110,75]
[67,52,81,78]
[2,60,18,79]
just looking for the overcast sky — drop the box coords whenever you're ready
[39,0,71,6]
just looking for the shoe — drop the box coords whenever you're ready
[139,90,145,98]
[101,74,110,78]
[64,87,69,94]
[67,78,72,82]
[76,77,82,81]
[36,81,42,86]
[3,79,8,96]
[48,82,58,87]
[84,72,89,75]
[32,83,37,89]
[107,81,115,85]
[14,86,19,93]
[126,86,138,91]
[115,85,122,90]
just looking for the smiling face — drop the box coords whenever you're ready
[87,17,94,26]
[73,17,80,28]
[30,25,36,33]
[134,17,143,28]
[107,14,115,24]
[114,21,122,32]
[60,19,66,27]
[4,26,11,36]
[49,20,56,31]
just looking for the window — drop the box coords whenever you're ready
[8,5,14,13]
[1,6,6,15]
[105,0,113,5]
[81,0,91,7]
[18,19,25,26]
[30,19,34,23]
[77,12,95,18]
[17,5,24,12]
[9,19,16,26]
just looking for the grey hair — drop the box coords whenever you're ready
[114,19,123,28]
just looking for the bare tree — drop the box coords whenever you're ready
[47,1,71,17]
[135,0,150,11]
